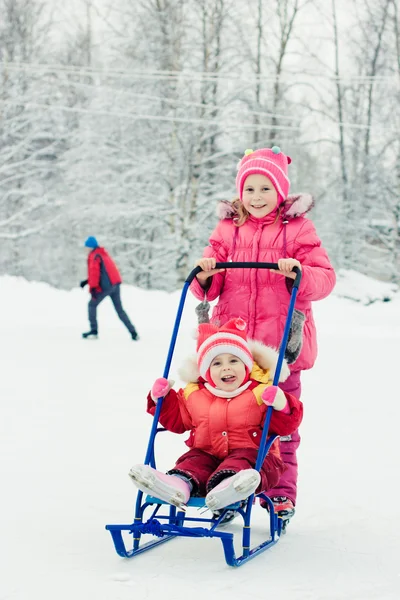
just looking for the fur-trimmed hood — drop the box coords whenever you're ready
[178,339,290,384]
[217,193,314,221]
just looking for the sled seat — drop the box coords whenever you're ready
[145,495,207,508]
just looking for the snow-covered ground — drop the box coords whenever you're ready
[1,273,399,599]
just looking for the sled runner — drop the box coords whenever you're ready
[106,262,301,567]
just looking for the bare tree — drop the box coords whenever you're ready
[0,0,57,275]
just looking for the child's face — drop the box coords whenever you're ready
[242,174,278,218]
[209,353,247,391]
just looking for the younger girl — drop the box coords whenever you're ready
[191,147,336,519]
[129,318,303,511]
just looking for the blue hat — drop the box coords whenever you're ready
[84,236,99,248]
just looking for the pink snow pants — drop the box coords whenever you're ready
[269,370,302,504]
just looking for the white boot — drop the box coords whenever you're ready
[129,464,191,508]
[205,469,260,511]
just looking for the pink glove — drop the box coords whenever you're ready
[261,386,289,413]
[151,378,174,402]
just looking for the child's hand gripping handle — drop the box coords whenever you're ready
[151,377,174,403]
[261,386,290,413]
[187,262,302,289]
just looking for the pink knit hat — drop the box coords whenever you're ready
[235,146,292,202]
[196,318,254,385]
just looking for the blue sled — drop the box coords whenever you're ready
[106,262,301,567]
[106,492,285,567]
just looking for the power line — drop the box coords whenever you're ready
[23,75,302,123]
[0,99,303,132]
[2,60,399,84]
[0,98,396,133]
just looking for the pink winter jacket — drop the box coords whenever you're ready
[190,196,336,372]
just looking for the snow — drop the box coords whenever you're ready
[334,269,398,304]
[1,273,400,599]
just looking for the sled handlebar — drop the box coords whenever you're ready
[186,262,302,289]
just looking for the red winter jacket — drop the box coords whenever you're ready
[147,363,303,462]
[87,247,122,294]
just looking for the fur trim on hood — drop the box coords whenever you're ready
[248,340,290,382]
[178,340,290,384]
[216,193,314,221]
[283,193,314,219]
[217,200,237,220]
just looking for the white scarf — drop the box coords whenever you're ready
[204,380,252,399]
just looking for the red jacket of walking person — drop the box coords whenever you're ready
[86,240,122,295]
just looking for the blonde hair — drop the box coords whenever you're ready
[231,198,249,226]
[231,198,284,227]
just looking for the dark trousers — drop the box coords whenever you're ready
[88,283,136,334]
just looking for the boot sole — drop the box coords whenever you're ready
[129,465,187,508]
[206,470,260,511]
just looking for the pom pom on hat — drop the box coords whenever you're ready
[235,146,292,201]
[234,317,246,330]
[196,318,254,384]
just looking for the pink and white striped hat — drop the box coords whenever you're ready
[235,146,292,202]
[196,318,254,384]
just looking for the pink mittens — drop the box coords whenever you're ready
[261,386,289,413]
[151,377,174,402]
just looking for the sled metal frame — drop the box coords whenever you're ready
[106,262,301,567]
